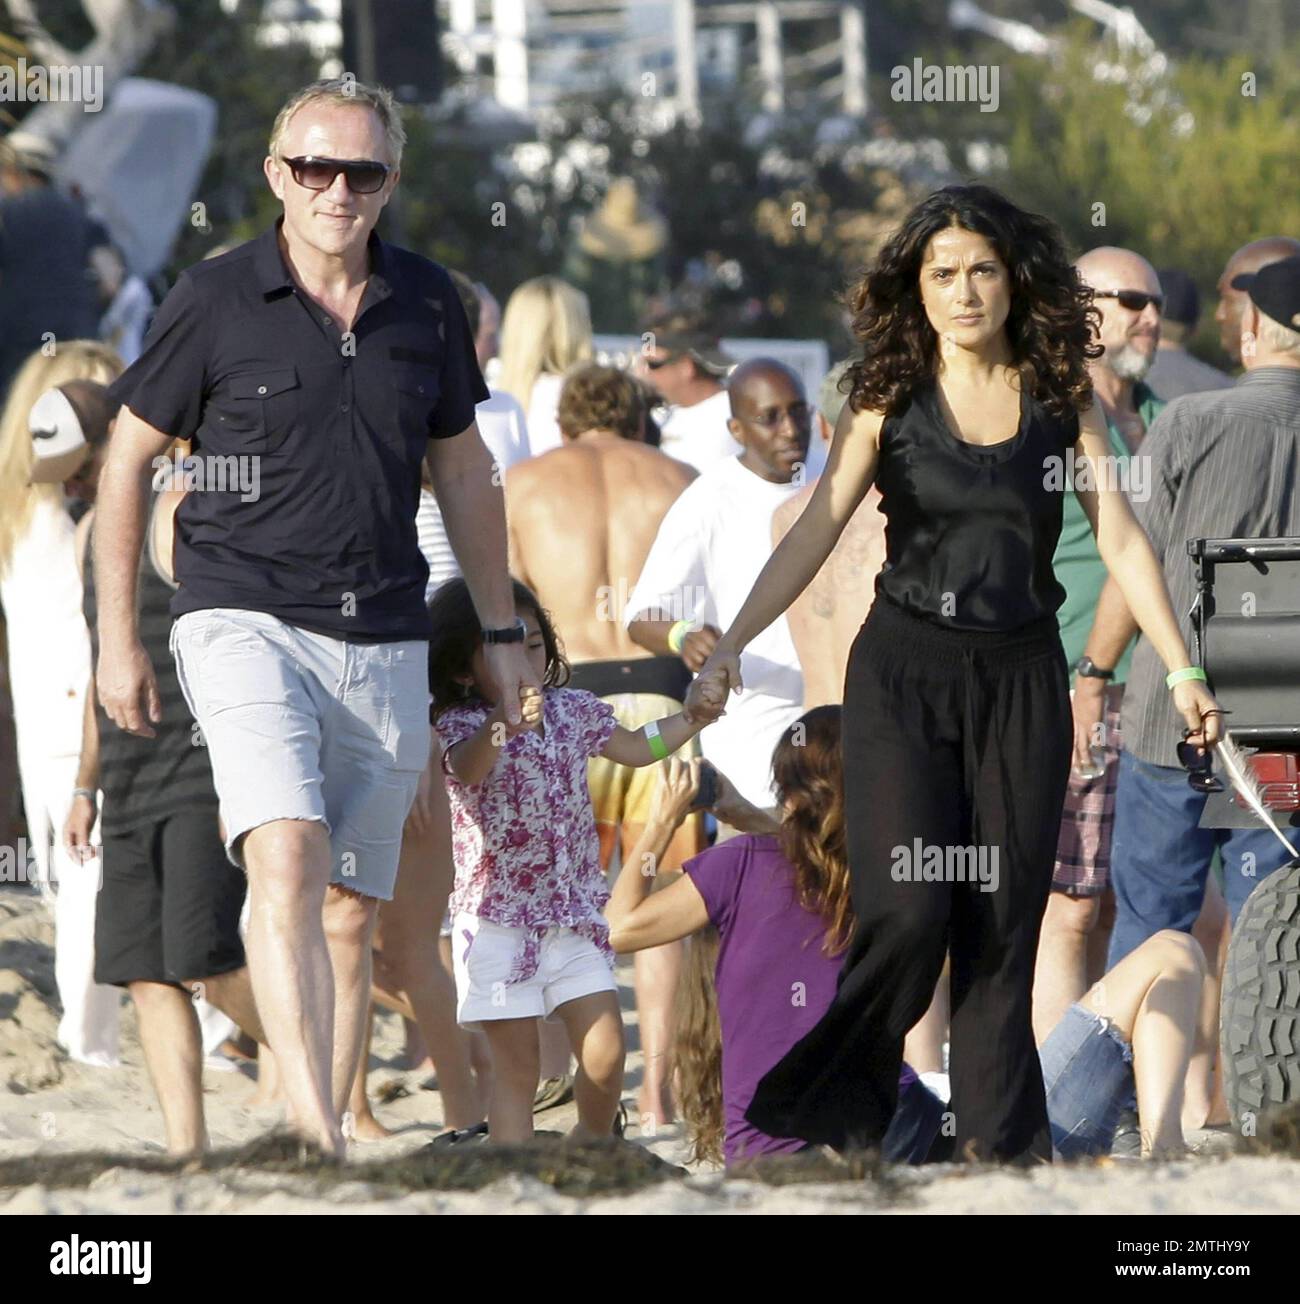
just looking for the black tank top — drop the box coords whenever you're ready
[84,500,219,835]
[873,377,1079,631]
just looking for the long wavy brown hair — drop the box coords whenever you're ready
[841,183,1101,420]
[674,706,852,1167]
[672,926,724,1166]
[773,705,853,957]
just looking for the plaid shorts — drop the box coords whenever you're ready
[1051,683,1125,897]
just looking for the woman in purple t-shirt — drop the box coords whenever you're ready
[606,706,940,1167]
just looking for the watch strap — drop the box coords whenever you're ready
[481,618,527,645]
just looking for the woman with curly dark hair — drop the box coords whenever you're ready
[684,184,1225,1163]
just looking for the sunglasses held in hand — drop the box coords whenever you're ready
[281,155,392,195]
[1177,711,1231,794]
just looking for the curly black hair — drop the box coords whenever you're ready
[426,576,570,720]
[842,183,1102,420]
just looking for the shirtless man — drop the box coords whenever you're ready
[504,362,697,1125]
[770,361,887,709]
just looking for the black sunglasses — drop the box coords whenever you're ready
[1093,289,1165,313]
[1176,712,1233,794]
[1176,740,1223,794]
[281,155,391,195]
[644,354,679,371]
[747,402,812,430]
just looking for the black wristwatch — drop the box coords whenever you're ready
[481,618,527,645]
[1074,655,1115,681]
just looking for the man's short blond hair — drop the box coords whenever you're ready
[268,77,407,167]
[1258,311,1300,355]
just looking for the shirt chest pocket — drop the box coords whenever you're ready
[208,367,301,453]
[389,363,442,455]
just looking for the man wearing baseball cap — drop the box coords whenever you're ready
[1213,237,1300,365]
[635,316,742,473]
[1074,252,1300,968]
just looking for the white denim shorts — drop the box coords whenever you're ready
[170,607,431,899]
[451,914,617,1028]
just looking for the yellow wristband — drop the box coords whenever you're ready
[667,620,691,655]
[1166,666,1208,690]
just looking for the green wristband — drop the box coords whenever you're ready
[644,718,670,761]
[1166,666,1208,690]
[667,620,691,655]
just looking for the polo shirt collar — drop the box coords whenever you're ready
[253,215,399,303]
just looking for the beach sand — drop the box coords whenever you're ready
[3,883,1298,1214]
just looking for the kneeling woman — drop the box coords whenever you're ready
[608,708,1207,1165]
[606,708,941,1166]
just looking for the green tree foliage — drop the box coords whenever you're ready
[401,93,889,343]
[11,3,1289,356]
[131,0,317,266]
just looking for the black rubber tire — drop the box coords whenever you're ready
[1221,858,1300,1131]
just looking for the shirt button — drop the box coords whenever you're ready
[257,385,267,395]
[323,315,332,325]
[341,403,350,413]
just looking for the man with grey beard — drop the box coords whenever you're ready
[1033,247,1166,1044]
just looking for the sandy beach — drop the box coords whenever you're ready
[3,883,1299,1215]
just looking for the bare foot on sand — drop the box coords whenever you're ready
[345,1109,393,1142]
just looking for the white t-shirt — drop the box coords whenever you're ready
[418,387,531,599]
[524,371,566,459]
[0,494,90,765]
[623,455,804,807]
[656,388,743,473]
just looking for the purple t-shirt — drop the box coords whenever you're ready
[685,833,917,1165]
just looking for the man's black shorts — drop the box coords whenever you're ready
[93,809,246,987]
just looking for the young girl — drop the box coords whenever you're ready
[606,707,939,1167]
[428,576,721,1143]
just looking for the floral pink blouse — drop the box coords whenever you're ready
[437,686,619,984]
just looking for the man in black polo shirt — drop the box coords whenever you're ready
[93,78,537,1158]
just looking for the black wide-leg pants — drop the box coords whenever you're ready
[746,595,1073,1162]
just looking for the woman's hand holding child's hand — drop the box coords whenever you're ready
[492,684,545,741]
[682,667,729,725]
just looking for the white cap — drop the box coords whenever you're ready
[28,387,91,485]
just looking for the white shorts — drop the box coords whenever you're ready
[451,914,617,1028]
[170,607,431,899]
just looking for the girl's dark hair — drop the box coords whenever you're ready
[771,705,853,957]
[842,183,1101,420]
[427,576,570,718]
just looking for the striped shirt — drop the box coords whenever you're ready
[417,387,530,601]
[1121,366,1300,768]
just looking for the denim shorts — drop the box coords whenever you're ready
[1039,1002,1135,1159]
[170,607,431,899]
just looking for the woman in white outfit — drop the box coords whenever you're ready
[0,341,124,1066]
